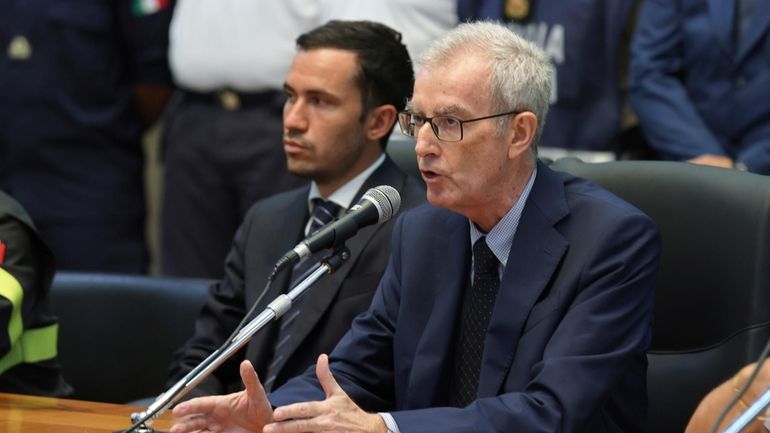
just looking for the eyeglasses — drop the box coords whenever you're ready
[397,110,521,142]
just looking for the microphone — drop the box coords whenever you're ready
[273,185,401,274]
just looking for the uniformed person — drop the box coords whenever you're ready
[160,0,314,279]
[0,191,71,396]
[0,0,175,273]
[459,0,641,162]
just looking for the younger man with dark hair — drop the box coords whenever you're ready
[167,20,424,397]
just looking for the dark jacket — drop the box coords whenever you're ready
[0,190,71,396]
[168,157,426,397]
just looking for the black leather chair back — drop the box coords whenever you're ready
[49,272,212,403]
[550,159,770,433]
[387,134,422,184]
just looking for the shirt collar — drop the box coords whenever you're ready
[307,153,386,212]
[469,167,537,267]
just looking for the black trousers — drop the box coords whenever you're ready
[160,91,306,278]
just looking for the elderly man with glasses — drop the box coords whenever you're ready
[170,21,661,433]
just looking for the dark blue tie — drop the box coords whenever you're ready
[263,198,341,391]
[451,237,500,406]
[307,198,341,235]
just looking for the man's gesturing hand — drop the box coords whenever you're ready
[170,360,273,433]
[264,354,387,433]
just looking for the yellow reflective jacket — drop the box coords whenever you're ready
[0,191,71,396]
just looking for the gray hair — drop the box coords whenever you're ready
[419,21,553,151]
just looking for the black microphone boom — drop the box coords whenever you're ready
[272,185,401,275]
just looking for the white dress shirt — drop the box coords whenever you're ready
[169,0,317,91]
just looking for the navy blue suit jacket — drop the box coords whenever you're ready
[630,0,770,174]
[271,164,660,433]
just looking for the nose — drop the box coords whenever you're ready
[414,122,439,159]
[283,99,308,132]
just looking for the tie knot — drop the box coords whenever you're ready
[473,237,498,276]
[309,199,341,235]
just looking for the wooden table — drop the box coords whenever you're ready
[0,392,174,433]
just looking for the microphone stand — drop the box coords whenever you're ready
[722,385,770,433]
[122,246,351,433]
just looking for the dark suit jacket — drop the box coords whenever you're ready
[0,191,71,396]
[167,157,425,396]
[271,163,660,433]
[630,0,770,174]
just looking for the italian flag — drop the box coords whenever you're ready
[132,0,170,16]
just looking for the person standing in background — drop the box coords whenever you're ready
[318,0,458,64]
[630,0,770,174]
[461,0,641,162]
[0,0,174,273]
[160,1,315,278]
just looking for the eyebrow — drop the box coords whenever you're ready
[283,83,339,101]
[404,99,466,117]
[434,104,465,116]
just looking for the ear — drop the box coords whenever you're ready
[364,104,398,142]
[507,112,538,160]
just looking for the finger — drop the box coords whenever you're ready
[169,415,211,433]
[240,359,262,398]
[172,395,220,417]
[264,417,320,433]
[240,359,274,416]
[316,354,344,398]
[273,400,324,422]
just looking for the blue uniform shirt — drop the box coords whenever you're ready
[0,0,173,221]
[459,0,637,156]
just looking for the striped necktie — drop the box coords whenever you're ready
[263,198,341,391]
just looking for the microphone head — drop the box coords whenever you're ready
[363,185,401,223]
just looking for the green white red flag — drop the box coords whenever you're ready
[132,0,170,16]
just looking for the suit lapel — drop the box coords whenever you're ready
[708,0,736,58]
[404,211,470,408]
[736,0,770,64]
[269,158,406,376]
[244,188,311,369]
[477,165,569,397]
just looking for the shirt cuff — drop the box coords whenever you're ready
[378,412,401,433]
